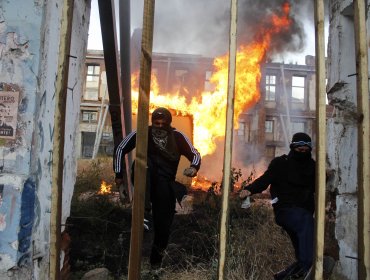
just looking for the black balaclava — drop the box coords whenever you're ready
[289,132,312,161]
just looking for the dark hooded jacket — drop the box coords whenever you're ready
[244,150,316,213]
[114,126,201,180]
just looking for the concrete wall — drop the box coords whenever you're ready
[0,0,90,278]
[326,1,363,278]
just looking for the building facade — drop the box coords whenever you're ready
[237,56,318,162]
[80,51,319,164]
[79,50,214,158]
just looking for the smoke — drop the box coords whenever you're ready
[129,0,316,179]
[237,0,314,58]
[199,136,270,182]
[131,0,315,59]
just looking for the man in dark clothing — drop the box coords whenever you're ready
[114,107,201,269]
[240,132,315,280]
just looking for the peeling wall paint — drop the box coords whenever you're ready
[0,0,91,278]
[327,0,365,278]
[17,179,35,267]
[0,0,42,275]
[62,0,91,227]
[0,175,23,271]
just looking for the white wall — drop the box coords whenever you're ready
[0,0,90,278]
[326,1,361,278]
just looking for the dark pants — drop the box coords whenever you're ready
[149,175,176,266]
[274,207,314,271]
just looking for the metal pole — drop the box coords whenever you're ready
[119,0,133,163]
[98,0,125,148]
[128,0,155,279]
[218,0,238,279]
[119,0,134,201]
[98,0,132,199]
[353,0,370,278]
[50,0,74,279]
[313,0,326,279]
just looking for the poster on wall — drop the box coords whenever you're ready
[0,91,19,139]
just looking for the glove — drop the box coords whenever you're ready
[183,166,197,177]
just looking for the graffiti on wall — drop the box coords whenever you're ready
[0,91,19,139]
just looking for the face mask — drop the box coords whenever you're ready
[292,149,311,161]
[152,127,168,137]
[151,127,169,151]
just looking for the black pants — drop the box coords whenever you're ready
[274,207,314,271]
[149,175,176,266]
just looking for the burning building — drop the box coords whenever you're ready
[79,49,321,181]
[0,0,367,279]
[78,2,326,183]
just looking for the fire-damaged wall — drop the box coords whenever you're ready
[0,0,90,279]
[326,0,368,278]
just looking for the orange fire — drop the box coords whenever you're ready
[98,181,112,195]
[131,3,291,157]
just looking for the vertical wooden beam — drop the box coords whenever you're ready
[128,0,155,279]
[353,0,370,278]
[50,0,74,279]
[218,0,238,279]
[313,0,326,279]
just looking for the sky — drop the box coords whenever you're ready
[87,0,326,65]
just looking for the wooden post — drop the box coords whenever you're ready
[127,0,155,279]
[217,0,238,279]
[353,0,370,278]
[50,0,74,279]
[313,0,326,279]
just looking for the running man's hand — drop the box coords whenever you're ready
[183,166,197,177]
[115,178,124,185]
[239,189,251,199]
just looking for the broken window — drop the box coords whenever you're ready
[84,64,100,100]
[82,111,98,123]
[266,145,276,158]
[204,70,214,91]
[291,76,305,103]
[175,69,188,84]
[291,121,305,135]
[265,120,274,133]
[237,122,245,136]
[265,75,276,101]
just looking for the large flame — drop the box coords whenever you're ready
[131,3,291,157]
